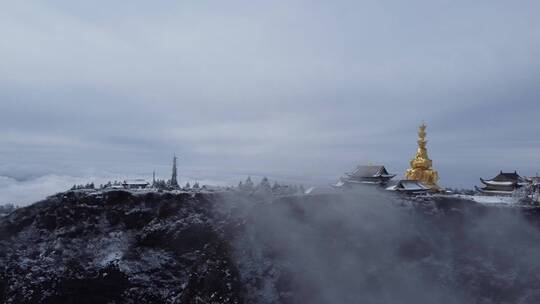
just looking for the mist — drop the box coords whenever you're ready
[222,189,540,303]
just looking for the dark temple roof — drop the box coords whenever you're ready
[481,171,527,186]
[349,165,392,178]
[386,180,430,192]
[488,171,522,182]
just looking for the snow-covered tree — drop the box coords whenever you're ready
[244,176,254,190]
[258,177,271,191]
[255,177,272,197]
[154,179,168,190]
[0,203,16,215]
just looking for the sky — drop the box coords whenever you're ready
[1,0,540,205]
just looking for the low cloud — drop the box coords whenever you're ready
[0,175,101,206]
[228,190,540,303]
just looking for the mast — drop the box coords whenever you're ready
[171,154,179,188]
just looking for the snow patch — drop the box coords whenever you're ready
[455,194,519,205]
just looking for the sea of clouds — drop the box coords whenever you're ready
[0,170,278,206]
[0,173,232,206]
[0,174,113,206]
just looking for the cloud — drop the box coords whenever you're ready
[229,190,540,303]
[0,175,97,206]
[0,0,539,194]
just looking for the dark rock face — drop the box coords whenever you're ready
[0,191,242,304]
[46,264,130,304]
[1,190,540,304]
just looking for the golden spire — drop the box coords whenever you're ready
[405,123,439,189]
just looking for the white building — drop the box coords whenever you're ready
[122,179,150,189]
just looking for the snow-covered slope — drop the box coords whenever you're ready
[0,190,242,303]
[1,190,540,303]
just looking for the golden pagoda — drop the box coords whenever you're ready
[405,123,439,189]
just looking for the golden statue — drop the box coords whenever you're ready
[405,123,439,189]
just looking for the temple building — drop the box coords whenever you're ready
[405,123,439,190]
[475,171,528,196]
[122,179,150,189]
[385,180,431,195]
[335,165,396,187]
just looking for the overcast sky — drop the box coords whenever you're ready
[1,0,540,204]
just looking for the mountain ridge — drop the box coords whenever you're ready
[1,189,540,303]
